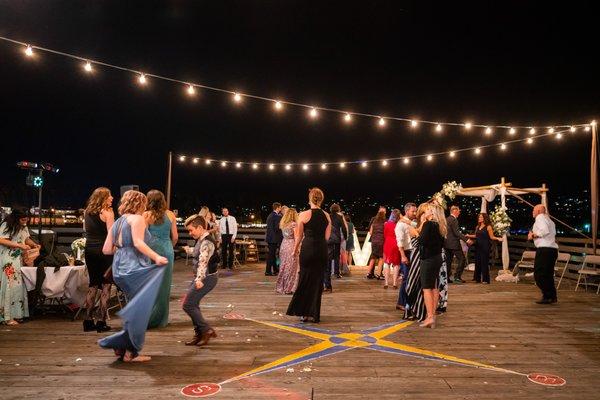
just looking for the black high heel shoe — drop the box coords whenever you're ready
[96,320,112,333]
[83,319,96,332]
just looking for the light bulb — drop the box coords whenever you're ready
[435,124,443,132]
[548,127,555,133]
[252,163,258,170]
[302,164,309,171]
[570,126,576,132]
[179,156,186,162]
[221,161,227,167]
[233,93,242,102]
[403,157,410,165]
[426,155,433,162]
[274,101,283,110]
[187,85,196,95]
[464,122,472,130]
[378,117,386,127]
[500,143,507,150]
[361,161,368,168]
[529,128,536,135]
[25,45,34,57]
[192,158,199,164]
[381,160,388,166]
[474,147,481,155]
[138,73,147,84]
[509,128,516,135]
[268,164,275,170]
[309,108,318,119]
[321,163,327,170]
[449,151,456,158]
[527,138,534,144]
[411,120,418,128]
[344,113,352,123]
[485,127,492,135]
[205,159,211,165]
[84,61,93,72]
[556,133,563,139]
[339,162,346,169]
[585,126,591,132]
[285,164,292,171]
[236,162,242,169]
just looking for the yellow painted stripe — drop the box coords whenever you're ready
[375,339,524,376]
[222,340,337,384]
[370,321,414,339]
[245,318,332,341]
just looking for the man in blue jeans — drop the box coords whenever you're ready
[183,215,220,346]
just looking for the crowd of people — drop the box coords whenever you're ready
[0,185,560,363]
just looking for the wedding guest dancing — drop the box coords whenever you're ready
[528,204,559,304]
[287,188,332,323]
[0,207,40,325]
[82,188,115,333]
[466,213,502,284]
[99,190,168,362]
[218,208,237,269]
[265,202,283,276]
[382,209,401,289]
[366,208,386,279]
[183,215,220,346]
[144,190,178,328]
[325,203,347,292]
[444,206,472,283]
[276,208,300,294]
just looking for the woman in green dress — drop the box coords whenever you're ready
[0,207,40,325]
[144,190,178,328]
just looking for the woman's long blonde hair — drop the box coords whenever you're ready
[415,202,447,237]
[280,207,298,229]
[85,187,111,215]
[118,190,147,216]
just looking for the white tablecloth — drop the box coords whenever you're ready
[21,265,89,306]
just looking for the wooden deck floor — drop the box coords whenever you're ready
[1,260,599,399]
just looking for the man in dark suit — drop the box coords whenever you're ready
[444,205,472,283]
[265,202,283,276]
[324,203,348,291]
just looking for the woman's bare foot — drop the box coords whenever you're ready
[123,352,151,362]
[6,319,19,326]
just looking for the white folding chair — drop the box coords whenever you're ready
[575,255,600,294]
[513,250,536,276]
[555,253,571,290]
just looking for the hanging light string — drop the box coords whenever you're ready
[0,35,592,133]
[178,125,592,168]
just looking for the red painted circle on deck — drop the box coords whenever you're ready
[527,373,566,386]
[223,312,246,320]
[181,383,221,397]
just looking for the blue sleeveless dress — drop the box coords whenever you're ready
[98,216,166,356]
[147,216,174,328]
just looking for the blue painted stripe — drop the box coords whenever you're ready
[360,320,407,334]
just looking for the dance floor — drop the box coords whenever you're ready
[1,260,599,399]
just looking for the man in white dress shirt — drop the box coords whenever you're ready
[528,204,559,304]
[395,202,417,310]
[218,208,238,269]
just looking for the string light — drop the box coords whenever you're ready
[321,163,327,170]
[205,159,211,165]
[527,138,534,145]
[548,127,555,133]
[221,161,227,167]
[179,156,186,162]
[309,107,318,119]
[187,84,196,95]
[236,162,242,169]
[302,163,309,171]
[403,157,410,165]
[529,128,536,135]
[474,147,482,155]
[361,161,368,168]
[274,101,283,111]
[449,151,456,158]
[83,61,93,72]
[381,160,388,167]
[485,127,492,135]
[344,113,352,123]
[509,127,516,135]
[252,163,259,170]
[268,163,275,170]
[411,120,418,128]
[0,35,589,134]
[426,155,433,162]
[556,133,563,139]
[192,157,199,164]
[570,126,576,133]
[378,117,386,127]
[585,126,591,132]
[285,164,292,171]
[500,143,507,150]
[339,162,346,169]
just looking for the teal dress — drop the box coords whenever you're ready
[0,223,30,322]
[147,216,174,328]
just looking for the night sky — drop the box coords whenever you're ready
[1,1,598,216]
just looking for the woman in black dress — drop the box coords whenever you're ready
[287,187,332,323]
[83,187,115,332]
[466,213,502,284]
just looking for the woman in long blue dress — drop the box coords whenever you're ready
[99,190,168,363]
[144,190,178,329]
